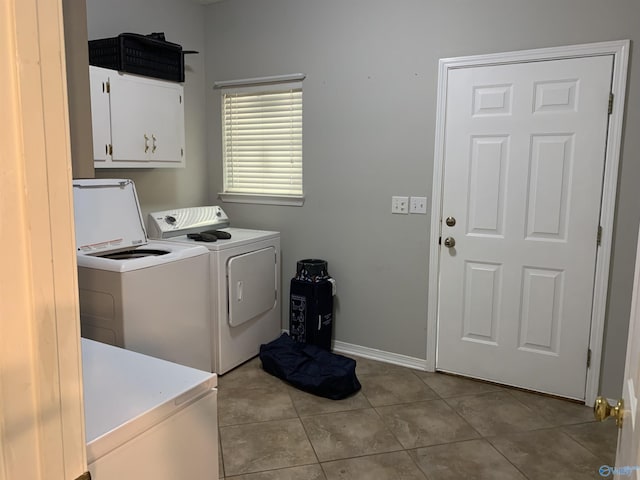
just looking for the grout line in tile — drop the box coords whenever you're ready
[317,447,406,465]
[481,436,530,480]
[223,462,324,480]
[296,410,324,467]
[318,451,429,480]
[297,405,375,419]
[560,425,615,464]
[405,450,431,480]
[369,401,407,451]
[218,412,301,428]
[217,425,226,479]
[418,397,486,441]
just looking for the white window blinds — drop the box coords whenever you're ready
[221,82,303,197]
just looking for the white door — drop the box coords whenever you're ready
[613,225,640,477]
[437,55,613,399]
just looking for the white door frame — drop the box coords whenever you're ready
[426,40,630,407]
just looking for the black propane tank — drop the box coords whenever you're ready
[289,259,335,350]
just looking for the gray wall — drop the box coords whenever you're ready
[83,0,639,399]
[63,0,94,179]
[204,0,640,399]
[86,0,209,215]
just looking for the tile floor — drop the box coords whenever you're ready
[217,355,618,479]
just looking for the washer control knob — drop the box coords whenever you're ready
[165,215,177,224]
[216,210,222,217]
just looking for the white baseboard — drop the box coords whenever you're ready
[332,340,428,371]
[280,330,429,371]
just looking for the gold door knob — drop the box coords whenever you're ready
[445,216,456,227]
[443,237,456,248]
[594,396,624,428]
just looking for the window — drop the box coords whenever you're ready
[216,75,304,205]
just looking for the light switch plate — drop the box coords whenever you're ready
[410,196,427,214]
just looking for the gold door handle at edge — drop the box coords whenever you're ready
[594,396,624,428]
[443,237,456,248]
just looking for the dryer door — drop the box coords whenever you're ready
[227,247,277,327]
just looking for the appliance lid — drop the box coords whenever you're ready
[147,206,230,239]
[73,178,148,255]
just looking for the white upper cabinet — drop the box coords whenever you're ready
[89,66,185,168]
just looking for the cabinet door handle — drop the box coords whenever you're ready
[144,134,149,153]
[152,134,157,153]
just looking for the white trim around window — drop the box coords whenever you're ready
[218,192,304,206]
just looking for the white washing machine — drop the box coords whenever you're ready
[147,206,281,374]
[73,179,212,371]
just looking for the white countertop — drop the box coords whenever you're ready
[82,338,216,461]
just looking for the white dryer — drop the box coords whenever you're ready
[148,206,281,374]
[73,179,212,371]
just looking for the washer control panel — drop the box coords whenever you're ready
[147,206,230,239]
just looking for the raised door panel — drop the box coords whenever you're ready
[526,135,574,241]
[462,261,502,345]
[467,136,508,237]
[518,267,563,354]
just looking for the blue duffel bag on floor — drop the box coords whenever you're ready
[259,333,361,400]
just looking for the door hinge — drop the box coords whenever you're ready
[597,225,603,246]
[181,147,184,157]
[439,236,442,245]
[608,93,614,114]
[587,348,592,368]
[74,472,91,480]
[106,80,110,94]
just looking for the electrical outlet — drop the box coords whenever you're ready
[410,196,427,214]
[391,196,409,214]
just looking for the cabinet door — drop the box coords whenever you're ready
[146,81,185,164]
[109,73,153,164]
[109,73,184,166]
[89,66,112,164]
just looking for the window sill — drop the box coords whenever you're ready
[218,192,305,207]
